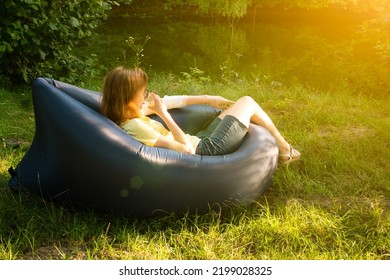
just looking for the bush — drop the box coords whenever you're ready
[0,0,114,85]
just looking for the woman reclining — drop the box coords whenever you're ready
[101,66,300,163]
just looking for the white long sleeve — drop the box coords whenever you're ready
[162,95,187,109]
[142,95,188,116]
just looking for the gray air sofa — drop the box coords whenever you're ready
[8,78,278,216]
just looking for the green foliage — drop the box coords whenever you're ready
[167,0,389,13]
[192,0,251,18]
[251,0,348,9]
[181,66,211,83]
[166,0,251,18]
[123,35,151,68]
[359,1,390,65]
[0,0,113,85]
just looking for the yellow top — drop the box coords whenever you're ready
[121,116,201,149]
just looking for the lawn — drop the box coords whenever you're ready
[0,75,389,259]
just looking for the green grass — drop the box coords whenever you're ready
[0,75,389,260]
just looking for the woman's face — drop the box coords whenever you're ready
[132,86,147,109]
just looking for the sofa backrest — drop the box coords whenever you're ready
[44,78,102,113]
[39,78,220,134]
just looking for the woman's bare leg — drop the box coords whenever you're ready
[218,96,297,157]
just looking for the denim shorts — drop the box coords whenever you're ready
[195,115,248,155]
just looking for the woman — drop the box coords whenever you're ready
[101,66,300,163]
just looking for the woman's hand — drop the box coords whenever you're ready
[147,92,168,116]
[148,92,194,153]
[207,95,234,109]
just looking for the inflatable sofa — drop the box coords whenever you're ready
[8,78,278,216]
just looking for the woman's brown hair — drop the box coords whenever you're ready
[101,66,148,124]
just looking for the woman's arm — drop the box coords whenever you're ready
[142,94,234,115]
[148,93,195,154]
[179,95,234,109]
[154,135,195,154]
[165,95,234,109]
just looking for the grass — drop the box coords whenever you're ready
[0,74,389,260]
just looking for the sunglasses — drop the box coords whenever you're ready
[143,89,150,99]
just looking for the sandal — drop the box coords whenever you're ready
[279,145,301,165]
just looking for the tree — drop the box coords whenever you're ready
[0,0,114,85]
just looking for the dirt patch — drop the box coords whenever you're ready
[2,137,31,149]
[24,243,87,260]
[317,125,371,139]
[341,125,371,138]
